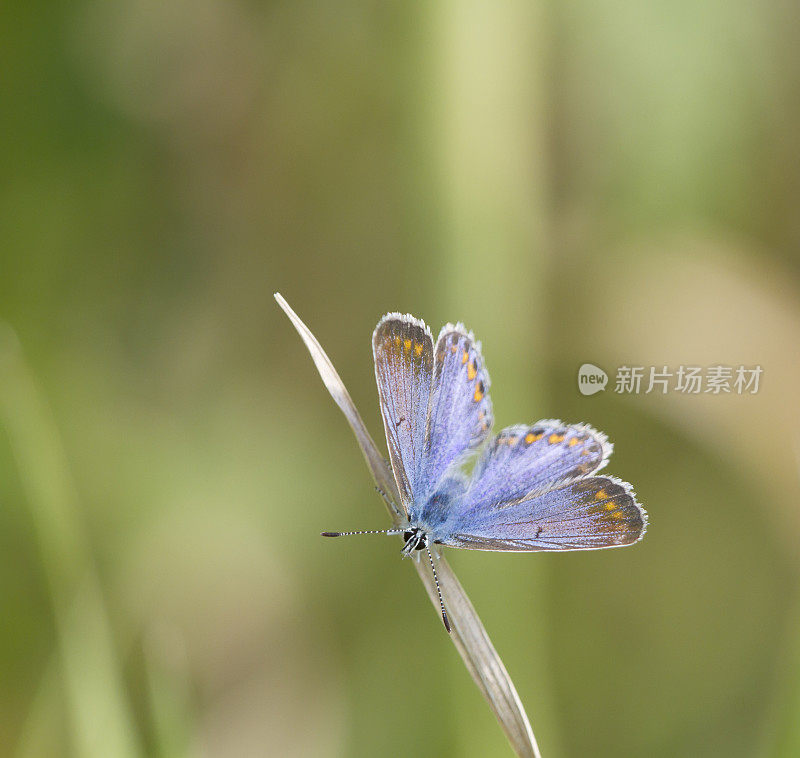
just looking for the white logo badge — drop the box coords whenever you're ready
[578,363,608,395]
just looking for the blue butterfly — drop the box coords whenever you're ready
[324,314,647,632]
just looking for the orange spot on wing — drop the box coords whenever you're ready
[548,433,565,444]
[462,350,469,364]
[525,432,536,444]
[473,383,484,402]
[467,360,478,380]
[414,343,423,356]
[594,489,607,501]
[604,501,616,511]
[610,509,625,519]
[568,437,580,447]
[403,338,412,352]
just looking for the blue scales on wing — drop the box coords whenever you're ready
[372,314,435,509]
[438,475,647,551]
[373,318,493,516]
[416,325,493,505]
[373,315,646,552]
[465,420,611,509]
[422,421,645,550]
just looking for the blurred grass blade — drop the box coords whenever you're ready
[14,656,62,758]
[762,450,800,758]
[765,601,800,758]
[143,623,196,758]
[274,293,402,520]
[0,325,140,758]
[416,551,541,757]
[275,294,541,758]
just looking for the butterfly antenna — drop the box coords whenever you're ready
[426,546,451,634]
[321,529,403,537]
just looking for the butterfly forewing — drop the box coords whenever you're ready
[465,420,611,509]
[442,476,646,551]
[417,325,493,500]
[372,315,435,510]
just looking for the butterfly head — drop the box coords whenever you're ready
[401,526,430,556]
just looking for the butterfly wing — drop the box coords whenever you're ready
[416,324,493,502]
[372,314,435,510]
[466,420,611,509]
[373,318,494,513]
[439,476,646,551]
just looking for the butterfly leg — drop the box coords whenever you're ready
[374,485,404,520]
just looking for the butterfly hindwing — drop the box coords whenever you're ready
[372,314,435,509]
[464,420,611,510]
[439,476,646,551]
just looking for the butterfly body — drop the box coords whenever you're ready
[403,477,463,541]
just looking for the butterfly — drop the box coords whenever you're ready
[323,313,647,632]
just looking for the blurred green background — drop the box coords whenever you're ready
[2,2,799,757]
